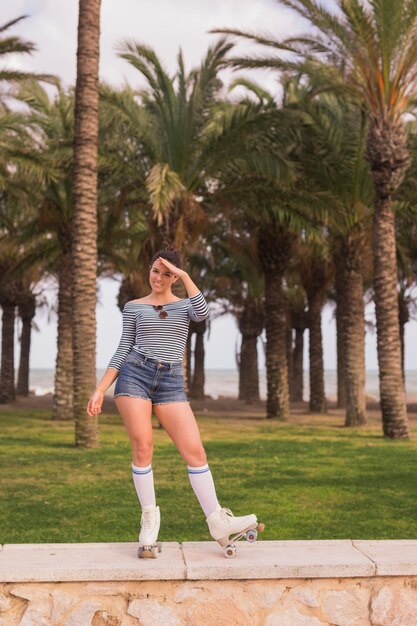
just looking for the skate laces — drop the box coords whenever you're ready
[141,510,156,530]
[220,507,235,524]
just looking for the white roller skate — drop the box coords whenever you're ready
[206,504,265,558]
[137,505,162,558]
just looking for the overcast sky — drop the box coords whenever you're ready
[5,0,305,89]
[4,0,417,373]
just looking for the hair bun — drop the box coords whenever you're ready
[151,246,182,269]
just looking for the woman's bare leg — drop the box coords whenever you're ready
[115,396,160,546]
[153,402,207,465]
[115,396,153,466]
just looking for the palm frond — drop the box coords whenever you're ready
[146,163,185,225]
[228,78,275,105]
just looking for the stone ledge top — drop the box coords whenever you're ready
[1,540,417,582]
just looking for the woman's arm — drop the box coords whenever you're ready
[87,303,135,416]
[157,256,200,297]
[157,256,209,321]
[107,303,136,370]
[97,367,119,394]
[87,368,119,416]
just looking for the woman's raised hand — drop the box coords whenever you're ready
[157,256,185,278]
[87,389,104,416]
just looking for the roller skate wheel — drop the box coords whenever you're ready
[156,542,162,553]
[246,529,258,543]
[224,544,237,558]
[138,545,159,558]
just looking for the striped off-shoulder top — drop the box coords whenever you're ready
[108,291,209,369]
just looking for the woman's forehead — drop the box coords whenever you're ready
[151,260,171,272]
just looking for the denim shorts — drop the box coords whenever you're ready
[113,351,188,405]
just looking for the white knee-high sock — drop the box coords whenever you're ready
[187,464,220,517]
[132,463,156,508]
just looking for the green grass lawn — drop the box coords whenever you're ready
[2,407,417,544]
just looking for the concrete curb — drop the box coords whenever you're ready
[2,540,417,582]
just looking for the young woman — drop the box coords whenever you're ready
[87,247,261,558]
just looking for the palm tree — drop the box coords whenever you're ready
[297,239,333,413]
[108,40,292,252]
[17,82,76,420]
[0,113,42,403]
[286,283,308,403]
[111,39,233,254]
[300,93,374,425]
[333,252,347,408]
[72,0,101,447]
[0,15,52,404]
[16,273,45,397]
[16,292,36,396]
[394,205,417,381]
[0,209,39,403]
[394,127,417,381]
[215,0,417,437]
[213,80,315,419]
[0,264,18,403]
[209,216,265,404]
[259,222,297,417]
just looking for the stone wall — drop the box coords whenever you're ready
[2,540,417,626]
[2,577,417,626]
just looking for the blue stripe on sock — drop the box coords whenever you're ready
[187,466,209,475]
[132,466,152,475]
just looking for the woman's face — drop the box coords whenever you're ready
[149,259,178,292]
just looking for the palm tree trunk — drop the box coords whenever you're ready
[265,278,288,418]
[308,295,327,413]
[239,334,260,403]
[238,298,263,404]
[372,199,409,437]
[258,226,295,419]
[191,319,206,399]
[286,318,293,385]
[335,255,347,409]
[53,252,74,420]
[16,294,36,396]
[366,118,410,438]
[291,325,304,402]
[16,316,31,396]
[0,302,16,403]
[238,337,244,401]
[302,254,329,413]
[398,292,409,383]
[342,240,366,426]
[72,0,101,447]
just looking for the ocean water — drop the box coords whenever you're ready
[26,368,417,401]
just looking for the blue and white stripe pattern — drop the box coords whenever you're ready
[108,291,209,370]
[187,464,209,475]
[132,464,153,476]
